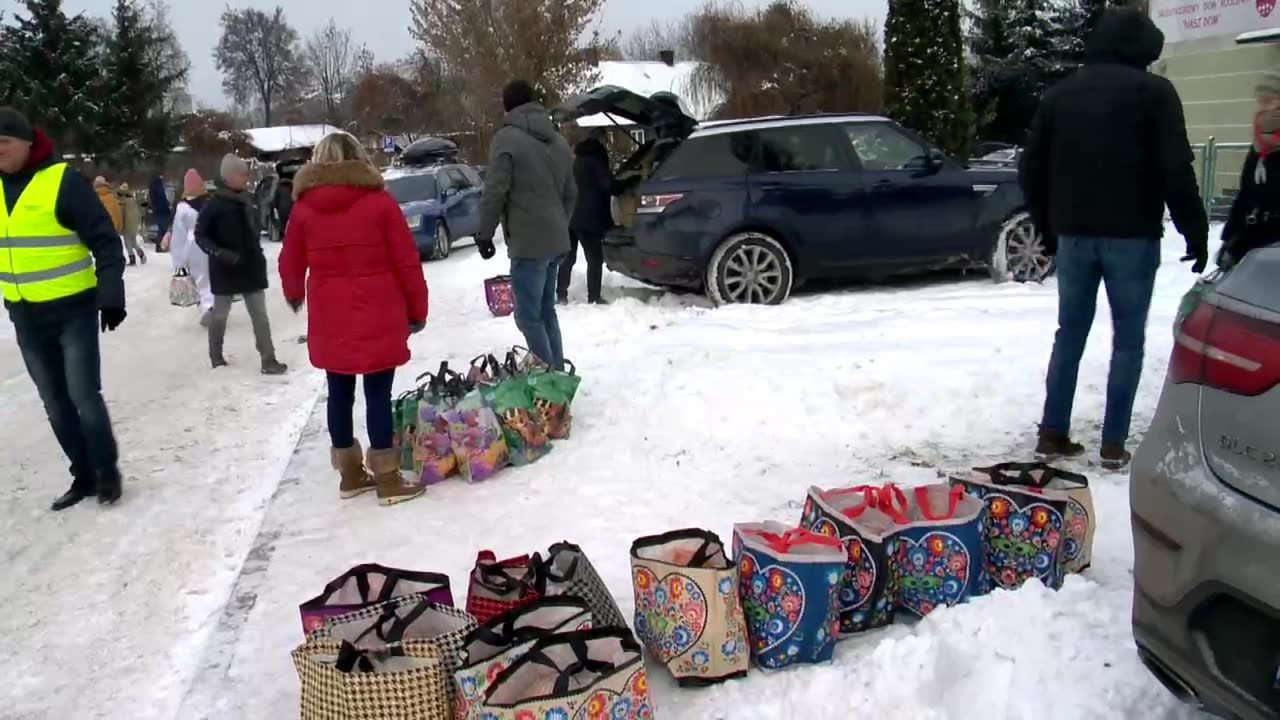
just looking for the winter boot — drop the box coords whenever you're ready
[97,467,122,505]
[333,441,375,499]
[51,468,96,511]
[211,355,228,369]
[367,448,424,506]
[1100,445,1132,471]
[1035,428,1085,459]
[138,248,147,265]
[261,358,288,375]
[127,255,137,266]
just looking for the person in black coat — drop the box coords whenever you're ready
[148,174,171,251]
[1220,71,1280,269]
[558,131,618,304]
[195,153,286,374]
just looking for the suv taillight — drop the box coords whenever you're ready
[637,193,685,214]
[1170,301,1280,396]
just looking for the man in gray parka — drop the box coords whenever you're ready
[475,80,577,368]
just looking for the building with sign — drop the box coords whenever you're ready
[1152,0,1280,191]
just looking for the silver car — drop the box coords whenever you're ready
[1131,245,1280,719]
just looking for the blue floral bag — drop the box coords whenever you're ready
[731,522,846,670]
[878,484,989,618]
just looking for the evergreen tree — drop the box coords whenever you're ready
[0,0,107,152]
[102,0,187,165]
[885,0,972,155]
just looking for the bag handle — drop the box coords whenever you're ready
[352,597,435,645]
[334,640,376,674]
[743,528,842,554]
[913,485,966,522]
[876,484,912,525]
[474,551,543,594]
[543,543,581,584]
[822,485,884,519]
[974,462,1089,489]
[517,635,624,696]
[560,359,577,376]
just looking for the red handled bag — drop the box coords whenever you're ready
[465,550,544,624]
[878,483,989,617]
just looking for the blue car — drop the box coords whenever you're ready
[385,163,484,261]
[554,87,1050,305]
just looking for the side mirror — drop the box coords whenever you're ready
[442,187,458,199]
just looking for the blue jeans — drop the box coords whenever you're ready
[15,307,119,476]
[510,256,564,367]
[1042,236,1160,446]
[327,369,396,450]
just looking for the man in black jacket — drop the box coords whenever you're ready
[558,130,616,304]
[0,107,127,509]
[1019,8,1209,469]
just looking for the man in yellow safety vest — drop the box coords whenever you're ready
[0,107,128,510]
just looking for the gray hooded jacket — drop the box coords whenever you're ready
[476,103,576,259]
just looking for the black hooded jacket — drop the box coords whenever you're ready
[570,138,619,235]
[1019,9,1208,249]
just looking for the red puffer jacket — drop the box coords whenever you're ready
[280,160,428,375]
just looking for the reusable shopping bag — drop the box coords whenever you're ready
[527,360,583,440]
[485,275,515,317]
[476,627,653,719]
[480,377,551,466]
[415,367,466,485]
[877,484,989,618]
[1174,269,1222,333]
[542,541,628,629]
[453,596,594,720]
[968,463,1095,575]
[731,522,846,670]
[392,390,422,475]
[445,391,511,483]
[466,550,544,624]
[629,528,750,686]
[299,564,453,636]
[293,639,450,720]
[800,485,900,635]
[951,464,1083,591]
[169,269,199,307]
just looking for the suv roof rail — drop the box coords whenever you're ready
[698,112,876,129]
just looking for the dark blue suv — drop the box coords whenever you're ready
[556,88,1050,304]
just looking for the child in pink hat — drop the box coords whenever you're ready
[168,168,214,321]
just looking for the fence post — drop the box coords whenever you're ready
[1203,136,1217,215]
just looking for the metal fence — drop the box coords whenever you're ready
[1193,138,1252,214]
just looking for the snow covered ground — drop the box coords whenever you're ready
[0,231,1214,720]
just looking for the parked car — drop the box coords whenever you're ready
[1131,246,1280,720]
[968,147,1022,170]
[384,162,484,260]
[554,87,1051,305]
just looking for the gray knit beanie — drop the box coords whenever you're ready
[0,107,34,142]
[1257,70,1280,99]
[220,153,249,179]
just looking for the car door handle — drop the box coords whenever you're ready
[871,180,895,192]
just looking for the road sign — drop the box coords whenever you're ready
[383,136,396,155]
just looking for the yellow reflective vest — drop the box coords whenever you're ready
[0,163,96,303]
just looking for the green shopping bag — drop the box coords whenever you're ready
[393,390,422,474]
[480,377,551,466]
[527,361,582,440]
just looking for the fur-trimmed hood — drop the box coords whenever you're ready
[293,159,385,202]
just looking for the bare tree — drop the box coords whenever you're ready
[304,19,353,124]
[213,6,303,126]
[622,18,700,61]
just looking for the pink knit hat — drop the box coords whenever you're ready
[183,168,205,195]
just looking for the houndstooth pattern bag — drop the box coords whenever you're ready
[543,542,628,629]
[293,639,451,720]
[312,595,477,673]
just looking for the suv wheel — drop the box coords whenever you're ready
[991,211,1054,283]
[429,221,451,261]
[706,232,794,305]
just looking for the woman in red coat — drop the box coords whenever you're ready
[281,132,428,506]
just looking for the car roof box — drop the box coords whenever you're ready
[402,137,459,166]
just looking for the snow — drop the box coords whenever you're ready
[577,61,719,127]
[1236,28,1280,44]
[242,124,342,154]
[0,229,1217,719]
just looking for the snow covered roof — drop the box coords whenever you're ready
[242,124,342,154]
[576,61,720,127]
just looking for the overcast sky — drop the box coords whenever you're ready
[55,0,882,109]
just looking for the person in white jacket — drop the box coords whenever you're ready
[165,169,215,324]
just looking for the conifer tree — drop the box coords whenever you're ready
[885,0,972,155]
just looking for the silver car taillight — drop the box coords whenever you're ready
[637,193,685,214]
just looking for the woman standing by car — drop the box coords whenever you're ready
[1221,71,1280,269]
[280,131,429,506]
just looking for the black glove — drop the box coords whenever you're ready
[409,321,426,334]
[214,249,242,265]
[287,299,304,313]
[100,307,127,332]
[1217,245,1239,271]
[476,237,496,260]
[1181,236,1209,274]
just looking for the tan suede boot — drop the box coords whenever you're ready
[367,448,425,506]
[332,441,375,499]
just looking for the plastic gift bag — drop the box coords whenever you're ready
[485,275,515,317]
[731,522,846,670]
[542,541,628,629]
[480,377,551,466]
[392,390,422,475]
[466,550,544,624]
[169,269,199,307]
[966,463,1094,576]
[452,597,593,720]
[415,367,467,485]
[293,639,450,720]
[445,389,510,483]
[476,627,652,720]
[800,485,900,635]
[527,360,582,440]
[299,564,453,636]
[629,528,750,686]
[878,484,989,618]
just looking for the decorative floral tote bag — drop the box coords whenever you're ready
[293,639,450,720]
[526,361,582,441]
[466,550,545,624]
[731,522,846,670]
[417,380,462,486]
[877,484,989,618]
[485,275,515,317]
[446,392,511,483]
[453,597,593,720]
[971,463,1094,575]
[800,485,900,635]
[299,564,453,636]
[479,378,552,467]
[476,627,652,720]
[629,528,749,686]
[542,541,628,629]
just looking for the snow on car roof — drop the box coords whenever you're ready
[243,124,342,153]
[575,61,718,127]
[691,114,890,137]
[382,165,444,180]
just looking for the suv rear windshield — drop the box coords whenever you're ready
[653,133,754,181]
[386,174,439,204]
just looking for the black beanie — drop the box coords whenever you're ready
[0,107,34,142]
[502,80,534,113]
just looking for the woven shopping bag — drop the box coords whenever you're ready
[453,596,594,720]
[969,463,1094,575]
[485,275,515,317]
[476,627,653,719]
[293,639,451,720]
[800,485,900,635]
[169,269,199,307]
[542,541,628,629]
[629,528,750,686]
[466,550,544,624]
[299,564,453,636]
[950,465,1081,591]
[731,522,846,670]
[877,484,989,618]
